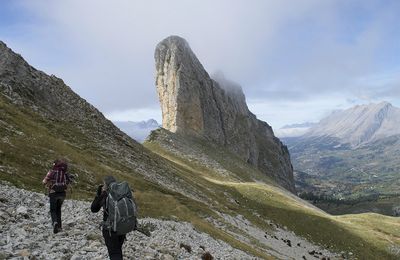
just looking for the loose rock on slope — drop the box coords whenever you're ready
[0,182,255,259]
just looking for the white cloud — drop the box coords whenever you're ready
[2,0,399,128]
[275,127,311,138]
[9,0,332,111]
[248,93,354,129]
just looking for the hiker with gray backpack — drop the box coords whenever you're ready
[91,176,137,260]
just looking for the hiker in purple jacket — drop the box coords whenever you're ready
[43,159,71,234]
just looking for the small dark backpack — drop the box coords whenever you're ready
[105,181,137,235]
[51,170,68,192]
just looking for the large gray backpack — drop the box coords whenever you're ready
[105,181,137,235]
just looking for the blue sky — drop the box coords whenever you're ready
[1,0,399,130]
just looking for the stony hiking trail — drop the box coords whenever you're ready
[0,183,254,260]
[0,183,344,260]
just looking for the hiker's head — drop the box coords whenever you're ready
[103,176,116,189]
[52,159,60,170]
[53,159,68,171]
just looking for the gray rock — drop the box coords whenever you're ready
[16,206,27,215]
[70,255,83,260]
[159,253,174,260]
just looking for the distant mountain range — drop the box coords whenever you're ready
[277,102,400,142]
[304,102,400,146]
[282,102,400,214]
[113,119,160,142]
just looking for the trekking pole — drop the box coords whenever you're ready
[69,173,77,209]
[70,173,77,200]
[43,185,48,196]
[69,184,73,199]
[71,185,75,212]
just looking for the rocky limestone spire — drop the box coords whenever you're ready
[155,36,295,193]
[155,36,214,138]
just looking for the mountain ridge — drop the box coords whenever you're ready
[304,102,400,147]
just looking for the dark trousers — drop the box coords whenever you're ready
[49,192,65,228]
[102,229,125,260]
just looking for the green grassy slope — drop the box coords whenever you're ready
[144,129,400,259]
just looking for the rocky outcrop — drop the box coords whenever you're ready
[155,36,295,192]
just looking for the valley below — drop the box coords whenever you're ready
[282,103,400,217]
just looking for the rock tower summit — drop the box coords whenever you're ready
[155,36,295,193]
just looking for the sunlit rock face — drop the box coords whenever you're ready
[155,36,295,193]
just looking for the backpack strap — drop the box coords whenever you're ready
[105,194,109,214]
[50,170,68,192]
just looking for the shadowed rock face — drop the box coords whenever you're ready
[155,36,295,193]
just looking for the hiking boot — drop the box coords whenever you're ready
[53,222,59,234]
